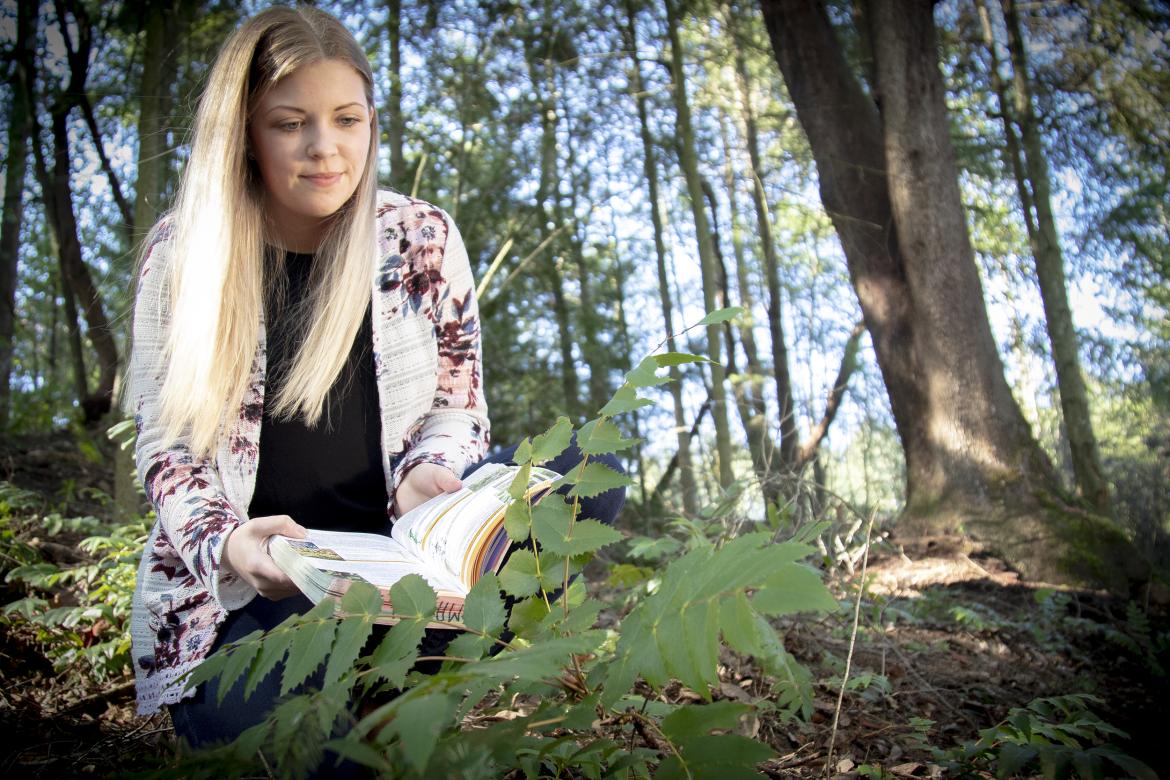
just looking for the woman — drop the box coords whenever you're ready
[126,5,622,750]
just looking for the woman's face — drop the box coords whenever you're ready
[248,58,373,251]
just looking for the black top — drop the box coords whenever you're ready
[247,249,390,533]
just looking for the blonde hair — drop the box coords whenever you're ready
[147,5,379,458]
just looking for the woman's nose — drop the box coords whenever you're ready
[306,125,338,158]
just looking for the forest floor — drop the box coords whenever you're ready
[0,430,1166,778]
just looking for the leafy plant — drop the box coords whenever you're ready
[943,694,1156,780]
[171,345,839,778]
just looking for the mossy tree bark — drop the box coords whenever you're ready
[757,0,1143,589]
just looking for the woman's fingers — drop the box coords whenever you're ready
[223,514,308,599]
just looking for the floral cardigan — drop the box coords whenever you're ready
[128,191,488,714]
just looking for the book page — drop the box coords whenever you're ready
[391,463,560,587]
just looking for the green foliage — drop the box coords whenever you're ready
[170,350,834,777]
[0,481,147,683]
[943,694,1157,780]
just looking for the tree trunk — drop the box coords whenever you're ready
[725,1,800,476]
[622,0,698,515]
[0,2,34,429]
[387,0,408,191]
[757,0,1143,590]
[1000,0,1110,513]
[666,0,735,489]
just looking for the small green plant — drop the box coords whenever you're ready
[943,693,1156,780]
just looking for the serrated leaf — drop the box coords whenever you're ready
[652,351,708,367]
[499,549,540,597]
[720,591,762,657]
[577,417,640,455]
[661,701,753,740]
[599,385,655,416]
[531,416,573,463]
[532,499,622,556]
[446,629,493,661]
[462,573,506,635]
[508,595,552,637]
[513,438,533,465]
[369,619,426,689]
[624,356,673,388]
[322,738,391,772]
[339,580,383,617]
[245,622,296,700]
[466,633,600,681]
[507,461,532,500]
[391,693,456,774]
[325,616,374,686]
[696,306,745,327]
[561,462,632,498]
[216,640,261,705]
[751,563,839,616]
[503,499,531,542]
[280,602,337,695]
[389,573,437,621]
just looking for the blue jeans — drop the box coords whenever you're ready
[169,440,625,761]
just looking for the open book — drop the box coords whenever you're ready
[268,462,560,628]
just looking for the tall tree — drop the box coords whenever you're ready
[995,0,1110,512]
[622,0,698,515]
[757,0,1141,588]
[665,0,735,489]
[0,2,34,428]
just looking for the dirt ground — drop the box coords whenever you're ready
[1,432,1166,778]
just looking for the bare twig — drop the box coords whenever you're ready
[824,513,874,777]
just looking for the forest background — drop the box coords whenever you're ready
[0,0,1168,777]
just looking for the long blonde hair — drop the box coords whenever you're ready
[147,5,379,458]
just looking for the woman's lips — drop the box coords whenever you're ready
[303,173,341,186]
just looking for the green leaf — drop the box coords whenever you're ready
[577,417,640,455]
[561,462,633,498]
[599,385,655,416]
[339,580,383,617]
[216,640,261,705]
[390,693,456,774]
[507,461,532,500]
[624,356,673,388]
[678,734,774,766]
[720,591,762,657]
[498,549,540,597]
[465,633,601,681]
[751,563,839,616]
[462,573,506,635]
[325,616,374,687]
[507,595,552,637]
[696,306,745,327]
[322,738,391,772]
[389,573,437,621]
[531,500,620,556]
[531,416,573,463]
[503,499,531,542]
[369,619,426,689]
[661,701,753,740]
[446,629,493,661]
[280,601,338,696]
[245,620,296,701]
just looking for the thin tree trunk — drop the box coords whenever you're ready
[1000,0,1110,512]
[387,0,407,191]
[0,2,34,429]
[622,0,698,515]
[666,0,734,489]
[757,0,1141,589]
[724,0,800,474]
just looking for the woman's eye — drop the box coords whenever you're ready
[338,116,361,127]
[278,121,301,132]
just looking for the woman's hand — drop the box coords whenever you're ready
[394,463,462,517]
[221,515,308,600]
